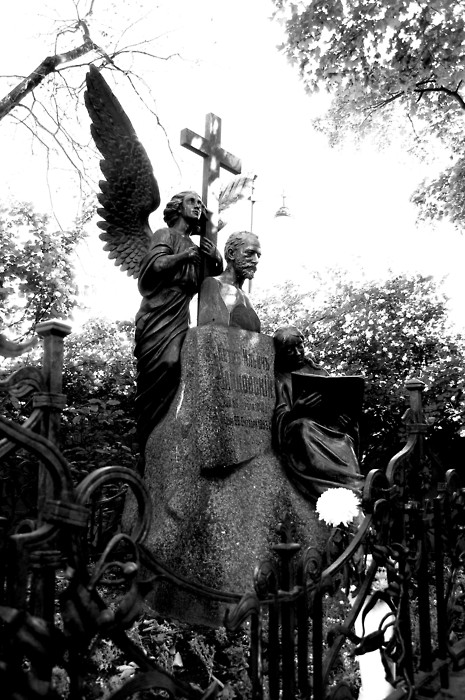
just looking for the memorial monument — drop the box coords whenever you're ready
[85,68,358,625]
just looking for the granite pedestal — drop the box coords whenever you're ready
[123,325,328,625]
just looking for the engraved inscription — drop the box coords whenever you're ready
[222,415,271,430]
[209,340,274,432]
[219,370,274,398]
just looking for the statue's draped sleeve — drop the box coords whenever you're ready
[273,364,363,502]
[137,229,202,305]
[134,229,220,448]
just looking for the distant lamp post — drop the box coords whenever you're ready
[275,193,291,218]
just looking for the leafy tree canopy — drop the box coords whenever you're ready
[271,0,465,228]
[0,317,137,527]
[256,270,465,470]
[0,201,81,338]
[61,317,137,478]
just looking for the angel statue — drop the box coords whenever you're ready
[84,66,223,452]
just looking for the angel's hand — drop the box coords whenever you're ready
[200,237,221,261]
[184,246,202,265]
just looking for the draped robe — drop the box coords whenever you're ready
[273,361,363,503]
[134,228,222,447]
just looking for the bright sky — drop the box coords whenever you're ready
[1,0,465,329]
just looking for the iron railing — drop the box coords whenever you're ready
[1,328,465,699]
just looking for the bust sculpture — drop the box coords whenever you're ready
[198,231,261,332]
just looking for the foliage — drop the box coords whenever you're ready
[0,201,80,338]
[0,317,137,532]
[271,0,465,227]
[257,271,465,470]
[0,199,82,525]
[61,610,252,700]
[61,318,138,480]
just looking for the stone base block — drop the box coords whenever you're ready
[122,326,329,625]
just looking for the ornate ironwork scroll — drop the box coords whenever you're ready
[2,332,465,700]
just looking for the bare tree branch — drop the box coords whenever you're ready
[0,24,98,121]
[364,90,405,113]
[112,49,181,62]
[0,3,181,217]
[414,84,465,111]
[13,102,90,185]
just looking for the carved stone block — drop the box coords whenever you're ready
[123,326,328,625]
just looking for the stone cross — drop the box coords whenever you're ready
[181,113,241,246]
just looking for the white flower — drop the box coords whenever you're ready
[316,487,361,527]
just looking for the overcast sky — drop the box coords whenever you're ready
[1,0,465,329]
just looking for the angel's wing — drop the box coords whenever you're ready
[84,65,161,278]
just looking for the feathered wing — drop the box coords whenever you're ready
[84,65,161,278]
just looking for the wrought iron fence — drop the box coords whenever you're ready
[1,327,465,699]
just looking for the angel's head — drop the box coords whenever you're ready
[163,191,207,234]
